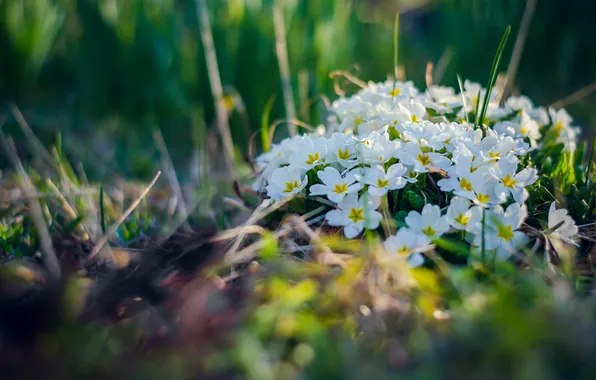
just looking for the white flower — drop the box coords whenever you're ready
[266,166,308,200]
[325,192,382,238]
[490,154,538,204]
[446,196,482,232]
[383,228,431,267]
[395,101,427,123]
[397,142,451,173]
[471,203,529,260]
[437,155,482,199]
[354,163,408,196]
[288,136,328,170]
[405,204,450,239]
[327,133,359,168]
[479,132,516,161]
[356,119,384,136]
[548,202,578,245]
[357,129,401,165]
[549,107,573,133]
[402,121,451,150]
[309,167,362,203]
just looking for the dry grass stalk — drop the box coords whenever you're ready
[153,129,190,229]
[501,0,537,103]
[196,0,236,177]
[87,171,162,261]
[273,3,298,136]
[46,178,90,241]
[550,80,596,109]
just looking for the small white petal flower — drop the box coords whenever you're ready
[490,154,538,204]
[288,136,328,170]
[446,196,482,232]
[383,228,431,267]
[309,167,362,203]
[354,163,408,196]
[397,142,451,173]
[327,133,359,168]
[548,202,578,244]
[405,204,450,239]
[470,203,528,259]
[266,166,308,200]
[325,192,382,238]
[357,129,401,165]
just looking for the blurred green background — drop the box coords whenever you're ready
[1,0,595,178]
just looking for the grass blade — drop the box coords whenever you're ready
[586,134,596,185]
[261,96,276,152]
[273,2,297,136]
[476,26,512,134]
[457,74,469,124]
[391,12,400,107]
[99,186,106,235]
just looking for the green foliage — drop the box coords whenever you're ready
[1,0,595,175]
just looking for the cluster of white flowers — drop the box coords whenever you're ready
[253,79,580,266]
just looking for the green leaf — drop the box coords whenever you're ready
[407,190,424,211]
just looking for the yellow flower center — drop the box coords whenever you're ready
[377,178,389,188]
[397,245,410,256]
[389,88,401,96]
[421,225,436,237]
[460,178,473,191]
[488,151,500,159]
[305,152,320,165]
[332,183,348,194]
[416,154,431,167]
[454,213,470,226]
[501,174,517,188]
[408,171,417,179]
[355,117,364,126]
[348,208,365,223]
[337,149,351,160]
[497,224,514,242]
[520,127,528,135]
[411,114,420,122]
[554,121,564,132]
[477,193,490,203]
[283,180,301,193]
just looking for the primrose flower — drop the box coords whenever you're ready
[358,130,401,164]
[266,166,308,200]
[405,204,450,239]
[397,142,451,173]
[471,203,529,260]
[402,121,451,150]
[325,193,382,238]
[479,133,516,162]
[309,167,362,203]
[438,155,483,199]
[490,154,538,204]
[446,197,482,232]
[394,101,427,123]
[354,163,408,196]
[549,107,573,133]
[327,133,359,168]
[548,202,579,245]
[383,228,431,267]
[288,136,328,170]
